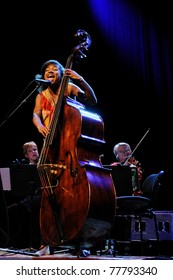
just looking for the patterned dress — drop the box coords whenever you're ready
[39,89,57,127]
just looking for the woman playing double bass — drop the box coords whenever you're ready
[32,54,116,252]
[31,30,116,253]
[32,59,99,254]
[33,59,97,136]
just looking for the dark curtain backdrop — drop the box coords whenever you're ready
[0,0,172,181]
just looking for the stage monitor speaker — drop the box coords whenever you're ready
[131,211,173,241]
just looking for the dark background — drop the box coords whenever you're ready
[1,0,173,182]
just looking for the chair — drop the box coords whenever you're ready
[112,195,160,255]
[101,165,160,256]
[141,170,173,211]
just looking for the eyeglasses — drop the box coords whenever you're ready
[118,150,131,154]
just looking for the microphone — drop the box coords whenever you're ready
[35,78,51,85]
[12,158,21,165]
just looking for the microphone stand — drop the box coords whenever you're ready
[0,81,41,128]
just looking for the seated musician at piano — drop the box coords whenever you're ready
[22,141,51,254]
[22,141,39,164]
[111,142,143,195]
[32,59,97,137]
[7,141,42,250]
[19,141,40,211]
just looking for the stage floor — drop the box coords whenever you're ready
[0,244,172,260]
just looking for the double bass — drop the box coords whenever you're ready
[37,30,116,249]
